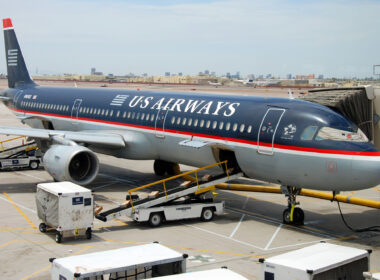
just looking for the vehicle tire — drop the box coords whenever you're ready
[148,212,163,227]
[85,228,92,239]
[29,161,39,170]
[201,208,214,222]
[282,208,291,224]
[55,232,62,243]
[39,223,47,233]
[293,207,305,225]
[154,160,166,176]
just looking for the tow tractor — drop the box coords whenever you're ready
[0,136,42,171]
[95,161,243,227]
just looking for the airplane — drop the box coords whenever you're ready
[236,79,280,87]
[208,81,222,87]
[1,18,380,225]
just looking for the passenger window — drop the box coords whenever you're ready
[127,112,131,118]
[116,110,120,117]
[212,121,217,129]
[177,117,181,125]
[90,108,93,114]
[182,118,187,126]
[123,112,126,118]
[146,113,150,121]
[141,113,145,120]
[247,125,252,133]
[105,110,109,116]
[233,123,238,131]
[151,114,155,122]
[188,118,192,126]
[136,112,140,119]
[110,110,114,117]
[97,108,101,114]
[132,112,136,119]
[200,120,205,128]
[240,124,245,133]
[226,122,231,131]
[206,120,211,128]
[194,119,198,127]
[219,121,224,130]
[171,116,175,124]
[301,126,318,140]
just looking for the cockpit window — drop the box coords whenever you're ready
[301,126,318,140]
[315,127,368,142]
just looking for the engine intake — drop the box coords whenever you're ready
[43,145,99,185]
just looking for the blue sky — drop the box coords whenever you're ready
[1,0,380,78]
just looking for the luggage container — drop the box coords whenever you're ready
[50,243,187,279]
[36,182,94,243]
[260,242,370,280]
[364,272,380,280]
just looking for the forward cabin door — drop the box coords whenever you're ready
[155,108,169,138]
[257,108,285,155]
[71,98,82,125]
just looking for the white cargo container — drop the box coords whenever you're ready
[364,272,380,280]
[36,182,94,243]
[260,243,370,280]
[152,268,248,279]
[50,243,187,280]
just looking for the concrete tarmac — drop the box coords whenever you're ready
[0,80,379,279]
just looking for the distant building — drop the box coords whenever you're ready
[236,72,240,79]
[204,70,210,75]
[266,74,272,79]
[318,74,324,79]
[247,74,255,80]
[165,72,170,77]
[258,75,264,79]
[226,72,231,78]
[286,73,292,79]
[198,72,204,76]
[91,67,96,75]
[307,74,315,79]
[211,72,216,77]
[178,72,183,76]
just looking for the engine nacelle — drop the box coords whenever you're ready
[43,145,99,185]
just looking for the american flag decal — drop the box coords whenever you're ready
[7,49,18,66]
[110,94,129,106]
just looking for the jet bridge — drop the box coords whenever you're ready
[299,85,380,149]
[95,161,243,224]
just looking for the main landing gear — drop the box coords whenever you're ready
[153,160,179,176]
[281,186,305,226]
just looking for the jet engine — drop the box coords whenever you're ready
[43,145,99,185]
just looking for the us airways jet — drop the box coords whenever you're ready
[1,18,380,225]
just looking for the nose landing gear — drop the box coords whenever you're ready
[281,186,305,225]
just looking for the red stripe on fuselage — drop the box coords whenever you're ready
[11,108,380,157]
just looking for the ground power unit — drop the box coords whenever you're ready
[260,242,370,280]
[36,182,94,243]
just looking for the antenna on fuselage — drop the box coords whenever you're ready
[288,89,294,99]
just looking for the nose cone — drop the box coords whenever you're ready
[351,156,380,190]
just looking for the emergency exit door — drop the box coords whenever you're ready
[257,108,285,155]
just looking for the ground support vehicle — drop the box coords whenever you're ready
[50,243,187,279]
[36,182,94,243]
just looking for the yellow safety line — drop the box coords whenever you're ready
[3,192,37,229]
[0,240,18,248]
[21,245,92,280]
[113,218,128,226]
[374,187,380,193]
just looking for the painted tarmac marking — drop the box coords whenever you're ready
[0,239,18,248]
[3,192,37,229]
[267,238,331,251]
[113,218,128,226]
[92,181,118,191]
[264,224,283,250]
[14,171,46,181]
[184,223,265,250]
[21,245,92,280]
[0,194,37,213]
[229,214,245,238]
[242,196,249,209]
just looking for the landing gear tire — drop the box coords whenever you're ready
[282,207,304,225]
[39,223,47,233]
[201,208,214,222]
[29,161,39,170]
[154,160,166,176]
[166,163,180,176]
[85,228,92,239]
[149,212,163,227]
[55,232,62,243]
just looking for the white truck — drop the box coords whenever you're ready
[50,243,187,279]
[152,268,248,280]
[36,182,94,243]
[260,242,371,280]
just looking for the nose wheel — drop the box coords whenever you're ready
[282,186,304,225]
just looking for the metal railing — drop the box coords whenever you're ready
[127,160,229,211]
[0,136,31,152]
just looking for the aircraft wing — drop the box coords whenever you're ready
[0,126,125,147]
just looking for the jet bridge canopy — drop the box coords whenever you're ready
[299,86,375,141]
